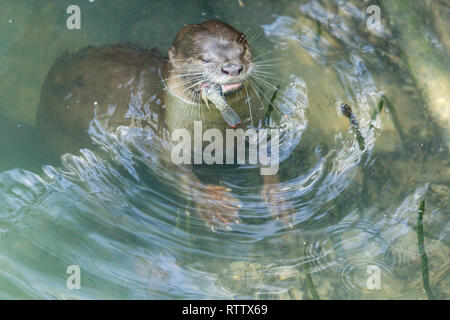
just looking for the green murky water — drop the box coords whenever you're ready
[0,0,448,299]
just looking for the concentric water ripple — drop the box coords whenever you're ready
[0,0,448,299]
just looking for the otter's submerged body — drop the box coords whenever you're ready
[37,45,166,156]
[37,44,263,156]
[37,20,290,229]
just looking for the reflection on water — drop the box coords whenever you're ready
[0,0,448,299]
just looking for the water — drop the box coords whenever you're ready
[0,0,448,299]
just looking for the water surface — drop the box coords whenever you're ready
[0,0,448,299]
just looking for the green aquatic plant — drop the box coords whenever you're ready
[264,84,281,126]
[302,242,320,300]
[369,95,406,146]
[382,95,407,146]
[369,98,384,129]
[416,199,434,300]
[379,0,450,149]
[340,103,365,151]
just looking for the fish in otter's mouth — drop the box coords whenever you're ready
[200,82,243,96]
[199,81,244,127]
[201,84,242,128]
[220,83,244,95]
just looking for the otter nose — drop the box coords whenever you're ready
[221,63,243,76]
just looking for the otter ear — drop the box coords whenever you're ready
[168,45,176,61]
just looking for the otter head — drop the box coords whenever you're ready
[166,20,252,100]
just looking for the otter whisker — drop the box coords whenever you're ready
[250,68,284,79]
[247,79,266,110]
[166,69,200,73]
[192,92,198,118]
[194,91,202,108]
[252,57,284,64]
[244,82,254,127]
[252,50,276,61]
[252,60,285,68]
[164,72,203,79]
[164,71,203,78]
[190,90,206,123]
[252,61,284,68]
[168,76,203,86]
[181,78,206,93]
[249,78,272,106]
[252,70,285,81]
[246,30,263,45]
[167,58,201,63]
[252,53,281,60]
[239,28,250,44]
[252,65,285,72]
[252,63,285,69]
[188,101,194,119]
[250,72,286,84]
[163,71,203,77]
[169,83,200,91]
[166,71,204,78]
[199,97,205,123]
[161,74,203,83]
[248,63,282,88]
[251,75,280,92]
[168,77,204,90]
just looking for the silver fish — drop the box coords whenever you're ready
[201,85,241,128]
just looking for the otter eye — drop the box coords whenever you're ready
[200,57,211,63]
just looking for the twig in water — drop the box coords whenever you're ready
[302,242,320,300]
[417,199,434,300]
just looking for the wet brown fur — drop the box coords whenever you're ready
[37,20,261,157]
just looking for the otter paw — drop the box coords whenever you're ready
[261,184,295,229]
[194,184,242,231]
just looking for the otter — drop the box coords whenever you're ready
[37,20,292,229]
